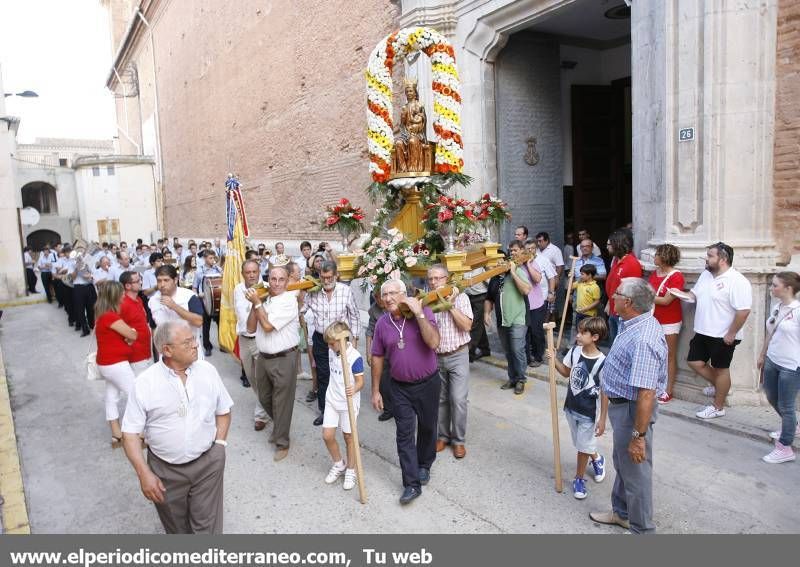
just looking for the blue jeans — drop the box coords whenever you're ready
[607,314,621,344]
[499,324,527,384]
[762,357,800,446]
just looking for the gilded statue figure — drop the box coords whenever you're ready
[394,78,427,173]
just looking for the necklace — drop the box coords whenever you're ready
[388,315,407,350]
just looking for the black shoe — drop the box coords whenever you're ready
[204,347,212,357]
[528,360,543,368]
[80,329,91,337]
[475,350,491,360]
[313,416,323,426]
[500,381,514,390]
[378,410,394,422]
[240,375,251,388]
[399,486,422,505]
[514,382,525,395]
[418,468,430,485]
[75,326,83,332]
[305,390,318,403]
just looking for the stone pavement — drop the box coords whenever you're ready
[1,301,798,534]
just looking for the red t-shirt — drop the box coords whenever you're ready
[120,294,151,363]
[605,254,643,316]
[648,270,685,325]
[95,312,133,366]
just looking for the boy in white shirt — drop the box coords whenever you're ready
[546,316,609,500]
[322,321,364,491]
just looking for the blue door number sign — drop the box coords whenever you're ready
[679,127,695,142]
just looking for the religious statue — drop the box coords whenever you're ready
[393,78,432,175]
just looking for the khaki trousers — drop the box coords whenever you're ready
[147,444,226,534]
[239,335,268,422]
[254,350,298,449]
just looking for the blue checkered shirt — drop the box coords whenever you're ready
[601,312,667,400]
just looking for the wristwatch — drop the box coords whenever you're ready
[631,429,647,440]
[214,439,228,447]
[416,312,426,320]
[254,303,263,310]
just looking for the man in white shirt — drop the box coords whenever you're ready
[112,251,134,282]
[141,252,164,296]
[233,259,269,431]
[535,232,565,323]
[93,256,115,288]
[575,228,603,258]
[121,320,233,534]
[194,251,223,357]
[23,247,37,294]
[148,265,206,361]
[70,247,96,336]
[297,241,313,278]
[685,242,752,419]
[301,261,361,426]
[36,243,58,303]
[246,265,300,462]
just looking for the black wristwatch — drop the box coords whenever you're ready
[631,429,647,440]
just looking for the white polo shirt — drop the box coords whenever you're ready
[766,300,800,370]
[540,243,565,270]
[692,268,752,339]
[233,282,255,337]
[122,360,233,464]
[149,287,206,360]
[255,291,299,354]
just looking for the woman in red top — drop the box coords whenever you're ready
[118,271,152,374]
[94,281,137,448]
[604,228,642,342]
[649,244,685,404]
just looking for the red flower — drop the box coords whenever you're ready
[340,198,349,206]
[326,216,338,226]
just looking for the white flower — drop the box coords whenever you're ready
[405,256,418,267]
[387,227,399,236]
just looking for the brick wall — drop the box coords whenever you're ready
[774,0,800,263]
[146,1,399,240]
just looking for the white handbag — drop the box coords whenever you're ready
[86,340,100,381]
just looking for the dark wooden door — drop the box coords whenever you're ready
[571,83,629,247]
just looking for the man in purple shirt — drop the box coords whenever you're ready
[371,278,440,505]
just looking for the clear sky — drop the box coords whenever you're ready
[0,0,116,143]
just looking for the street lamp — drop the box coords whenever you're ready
[4,90,39,98]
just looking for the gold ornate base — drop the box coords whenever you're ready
[336,253,358,281]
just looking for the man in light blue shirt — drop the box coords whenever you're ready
[591,277,666,535]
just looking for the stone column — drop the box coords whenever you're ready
[0,66,27,302]
[633,0,780,405]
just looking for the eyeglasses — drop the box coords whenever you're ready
[167,338,198,349]
[613,292,630,300]
[768,307,780,326]
[381,290,403,297]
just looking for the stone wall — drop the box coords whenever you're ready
[142,1,399,241]
[774,0,800,262]
[494,33,563,246]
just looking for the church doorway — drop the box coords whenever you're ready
[494,0,632,252]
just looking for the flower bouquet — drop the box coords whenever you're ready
[474,193,511,243]
[321,198,366,252]
[424,195,477,252]
[356,228,425,289]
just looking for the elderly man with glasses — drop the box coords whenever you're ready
[371,278,440,505]
[590,277,666,534]
[121,320,233,534]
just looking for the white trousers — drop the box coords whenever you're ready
[98,361,136,421]
[131,359,152,376]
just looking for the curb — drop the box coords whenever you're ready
[0,347,31,534]
[477,356,798,450]
[0,297,47,309]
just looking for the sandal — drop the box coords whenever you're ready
[305,390,318,403]
[111,435,123,449]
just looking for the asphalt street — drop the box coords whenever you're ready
[1,302,798,533]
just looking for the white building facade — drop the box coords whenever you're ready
[400,0,789,405]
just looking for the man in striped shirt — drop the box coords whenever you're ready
[302,261,361,426]
[427,265,473,459]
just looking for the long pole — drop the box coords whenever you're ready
[556,256,579,351]
[543,321,563,493]
[337,332,367,504]
[301,320,317,384]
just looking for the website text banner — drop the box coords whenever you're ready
[0,535,786,567]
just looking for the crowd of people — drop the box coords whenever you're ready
[17,227,799,535]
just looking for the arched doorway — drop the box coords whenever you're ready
[26,229,61,251]
[21,181,58,214]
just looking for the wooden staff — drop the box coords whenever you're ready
[556,256,579,352]
[300,318,317,383]
[331,328,367,504]
[543,321,563,493]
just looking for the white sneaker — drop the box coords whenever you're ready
[343,468,357,490]
[762,442,796,464]
[769,424,800,440]
[696,405,725,419]
[325,461,347,484]
[702,386,716,397]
